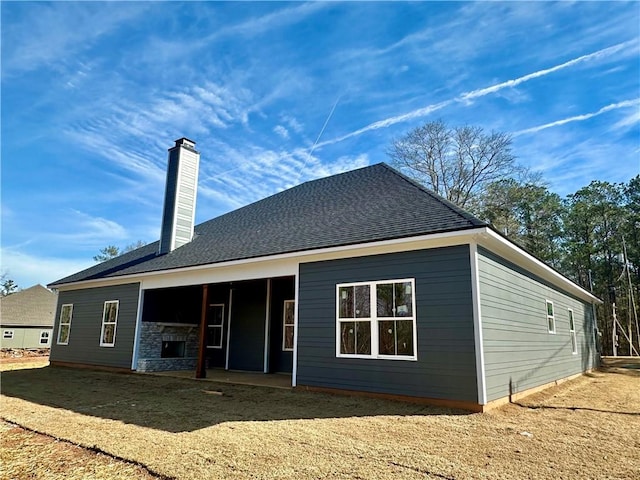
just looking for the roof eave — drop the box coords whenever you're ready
[476,228,602,305]
[48,227,487,290]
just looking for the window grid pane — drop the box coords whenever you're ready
[378,320,395,355]
[58,325,70,344]
[354,285,370,318]
[340,321,356,354]
[356,321,371,355]
[284,325,294,350]
[339,287,354,318]
[376,284,393,317]
[207,325,223,348]
[396,320,414,356]
[102,323,115,345]
[395,282,413,317]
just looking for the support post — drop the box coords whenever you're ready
[196,284,209,378]
[612,303,618,357]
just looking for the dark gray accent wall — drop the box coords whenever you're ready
[297,246,478,402]
[269,276,295,373]
[50,283,140,369]
[228,280,267,371]
[478,248,597,402]
[158,149,180,255]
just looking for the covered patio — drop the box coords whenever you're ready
[134,275,296,379]
[141,368,292,389]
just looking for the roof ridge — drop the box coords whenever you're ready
[378,163,487,227]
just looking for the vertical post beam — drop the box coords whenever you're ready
[225,287,233,370]
[292,269,300,387]
[196,284,209,378]
[263,278,272,373]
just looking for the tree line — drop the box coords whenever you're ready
[390,120,639,355]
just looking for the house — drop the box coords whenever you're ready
[1,284,57,349]
[48,138,601,411]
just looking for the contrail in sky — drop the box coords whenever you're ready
[316,40,636,148]
[515,98,640,135]
[308,94,341,158]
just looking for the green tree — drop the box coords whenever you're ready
[623,175,640,285]
[93,245,121,262]
[477,179,564,267]
[93,241,147,263]
[562,181,627,354]
[0,275,18,296]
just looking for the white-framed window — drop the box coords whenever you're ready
[546,300,556,334]
[57,304,73,345]
[100,300,119,347]
[3,330,14,339]
[282,300,295,351]
[39,330,51,345]
[568,308,577,354]
[336,278,417,360]
[206,304,225,349]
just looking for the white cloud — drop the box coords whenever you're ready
[2,3,150,75]
[282,115,304,134]
[273,125,290,139]
[514,129,639,196]
[0,247,94,288]
[613,108,640,131]
[49,210,128,248]
[197,139,371,211]
[205,2,329,42]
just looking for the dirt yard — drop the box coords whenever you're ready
[1,358,638,480]
[0,348,50,359]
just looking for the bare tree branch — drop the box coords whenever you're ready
[389,120,518,209]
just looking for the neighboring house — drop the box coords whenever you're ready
[1,284,57,349]
[48,138,601,411]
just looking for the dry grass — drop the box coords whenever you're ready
[1,359,639,480]
[0,421,156,480]
[0,357,49,371]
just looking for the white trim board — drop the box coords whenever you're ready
[51,228,485,291]
[469,242,487,406]
[130,288,145,370]
[51,226,600,306]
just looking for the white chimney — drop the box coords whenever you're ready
[158,138,200,255]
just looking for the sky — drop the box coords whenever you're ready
[1,1,639,289]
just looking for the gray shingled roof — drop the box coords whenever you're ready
[0,284,57,326]
[50,163,486,286]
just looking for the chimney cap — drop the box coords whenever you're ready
[171,137,197,151]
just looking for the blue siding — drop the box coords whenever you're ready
[50,283,140,369]
[478,248,597,401]
[297,246,478,402]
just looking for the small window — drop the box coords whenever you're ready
[39,330,50,345]
[546,300,555,334]
[3,330,14,339]
[57,304,73,345]
[282,300,295,351]
[100,300,119,347]
[568,309,577,354]
[206,304,225,349]
[337,279,417,360]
